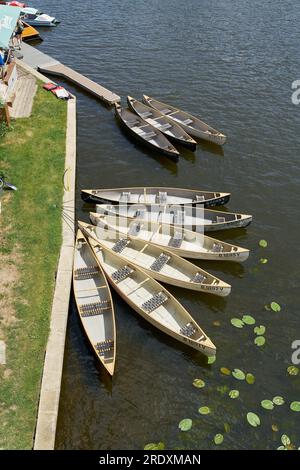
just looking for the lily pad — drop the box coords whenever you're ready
[254,336,266,347]
[287,365,299,376]
[220,367,231,376]
[242,315,256,325]
[281,435,291,446]
[232,369,245,380]
[247,412,260,427]
[144,442,165,450]
[231,318,244,328]
[264,304,271,311]
[246,373,255,384]
[207,355,216,365]
[178,418,192,431]
[272,424,279,432]
[193,379,205,389]
[198,406,211,415]
[260,258,268,264]
[273,396,285,406]
[217,385,229,395]
[224,423,230,433]
[290,401,300,412]
[270,302,281,312]
[213,320,221,327]
[214,434,224,445]
[261,399,274,410]
[277,446,287,450]
[259,239,268,248]
[254,325,266,335]
[229,389,239,399]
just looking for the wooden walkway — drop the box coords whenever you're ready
[19,43,120,105]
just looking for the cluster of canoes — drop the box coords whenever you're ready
[115,96,227,161]
[74,186,252,376]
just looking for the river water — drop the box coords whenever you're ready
[31,0,300,449]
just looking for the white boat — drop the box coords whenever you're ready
[81,226,216,357]
[21,8,60,27]
[89,213,250,262]
[79,221,231,296]
[96,203,253,232]
[73,230,116,376]
[143,95,226,145]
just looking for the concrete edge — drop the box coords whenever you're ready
[31,70,76,450]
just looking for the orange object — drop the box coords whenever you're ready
[21,22,41,42]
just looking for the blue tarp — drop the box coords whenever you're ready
[0,5,21,49]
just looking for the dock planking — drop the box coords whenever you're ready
[19,43,120,105]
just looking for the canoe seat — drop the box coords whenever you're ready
[119,191,131,202]
[168,232,183,248]
[144,131,157,139]
[134,209,145,218]
[111,265,134,283]
[158,123,172,131]
[180,322,198,338]
[80,300,111,317]
[95,339,114,355]
[212,243,224,253]
[140,111,152,118]
[216,216,226,223]
[156,191,167,204]
[74,265,100,279]
[161,108,172,114]
[112,238,130,253]
[128,120,140,127]
[191,272,207,284]
[193,194,205,202]
[129,222,142,236]
[182,118,193,125]
[150,253,171,272]
[141,292,168,313]
[174,210,184,224]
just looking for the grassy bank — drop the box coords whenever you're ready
[0,83,67,449]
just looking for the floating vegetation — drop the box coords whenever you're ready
[193,379,205,389]
[229,389,239,399]
[207,356,216,365]
[287,365,299,376]
[232,369,245,380]
[220,367,231,376]
[213,320,221,327]
[290,401,300,412]
[178,418,192,431]
[281,435,291,446]
[273,396,285,406]
[261,399,274,410]
[254,336,266,347]
[217,385,229,395]
[247,412,260,427]
[242,315,256,325]
[214,434,224,445]
[260,258,268,264]
[272,424,279,432]
[198,406,211,415]
[259,240,268,248]
[224,423,230,433]
[144,442,165,450]
[231,318,244,328]
[246,373,255,384]
[254,325,266,335]
[270,302,281,312]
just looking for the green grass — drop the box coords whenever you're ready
[0,83,67,449]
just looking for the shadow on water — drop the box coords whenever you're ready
[195,138,225,156]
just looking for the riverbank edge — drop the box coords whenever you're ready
[15,61,77,450]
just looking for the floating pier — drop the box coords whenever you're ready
[18,43,120,105]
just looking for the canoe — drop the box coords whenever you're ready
[127,96,197,151]
[73,229,116,376]
[115,103,179,160]
[143,95,226,145]
[79,224,216,356]
[90,213,250,262]
[96,203,253,232]
[81,186,230,208]
[79,221,231,296]
[22,22,42,42]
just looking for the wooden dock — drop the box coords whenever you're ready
[18,43,120,105]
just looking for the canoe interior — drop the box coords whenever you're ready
[74,233,115,372]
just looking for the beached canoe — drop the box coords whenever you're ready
[143,95,226,145]
[81,186,230,208]
[127,96,197,151]
[79,221,231,296]
[115,103,179,160]
[73,229,116,376]
[89,213,250,262]
[80,225,216,356]
[96,203,253,232]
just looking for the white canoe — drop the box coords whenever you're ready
[89,213,250,262]
[81,186,230,208]
[73,230,116,376]
[143,95,226,145]
[80,226,216,357]
[79,221,231,296]
[96,203,253,232]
